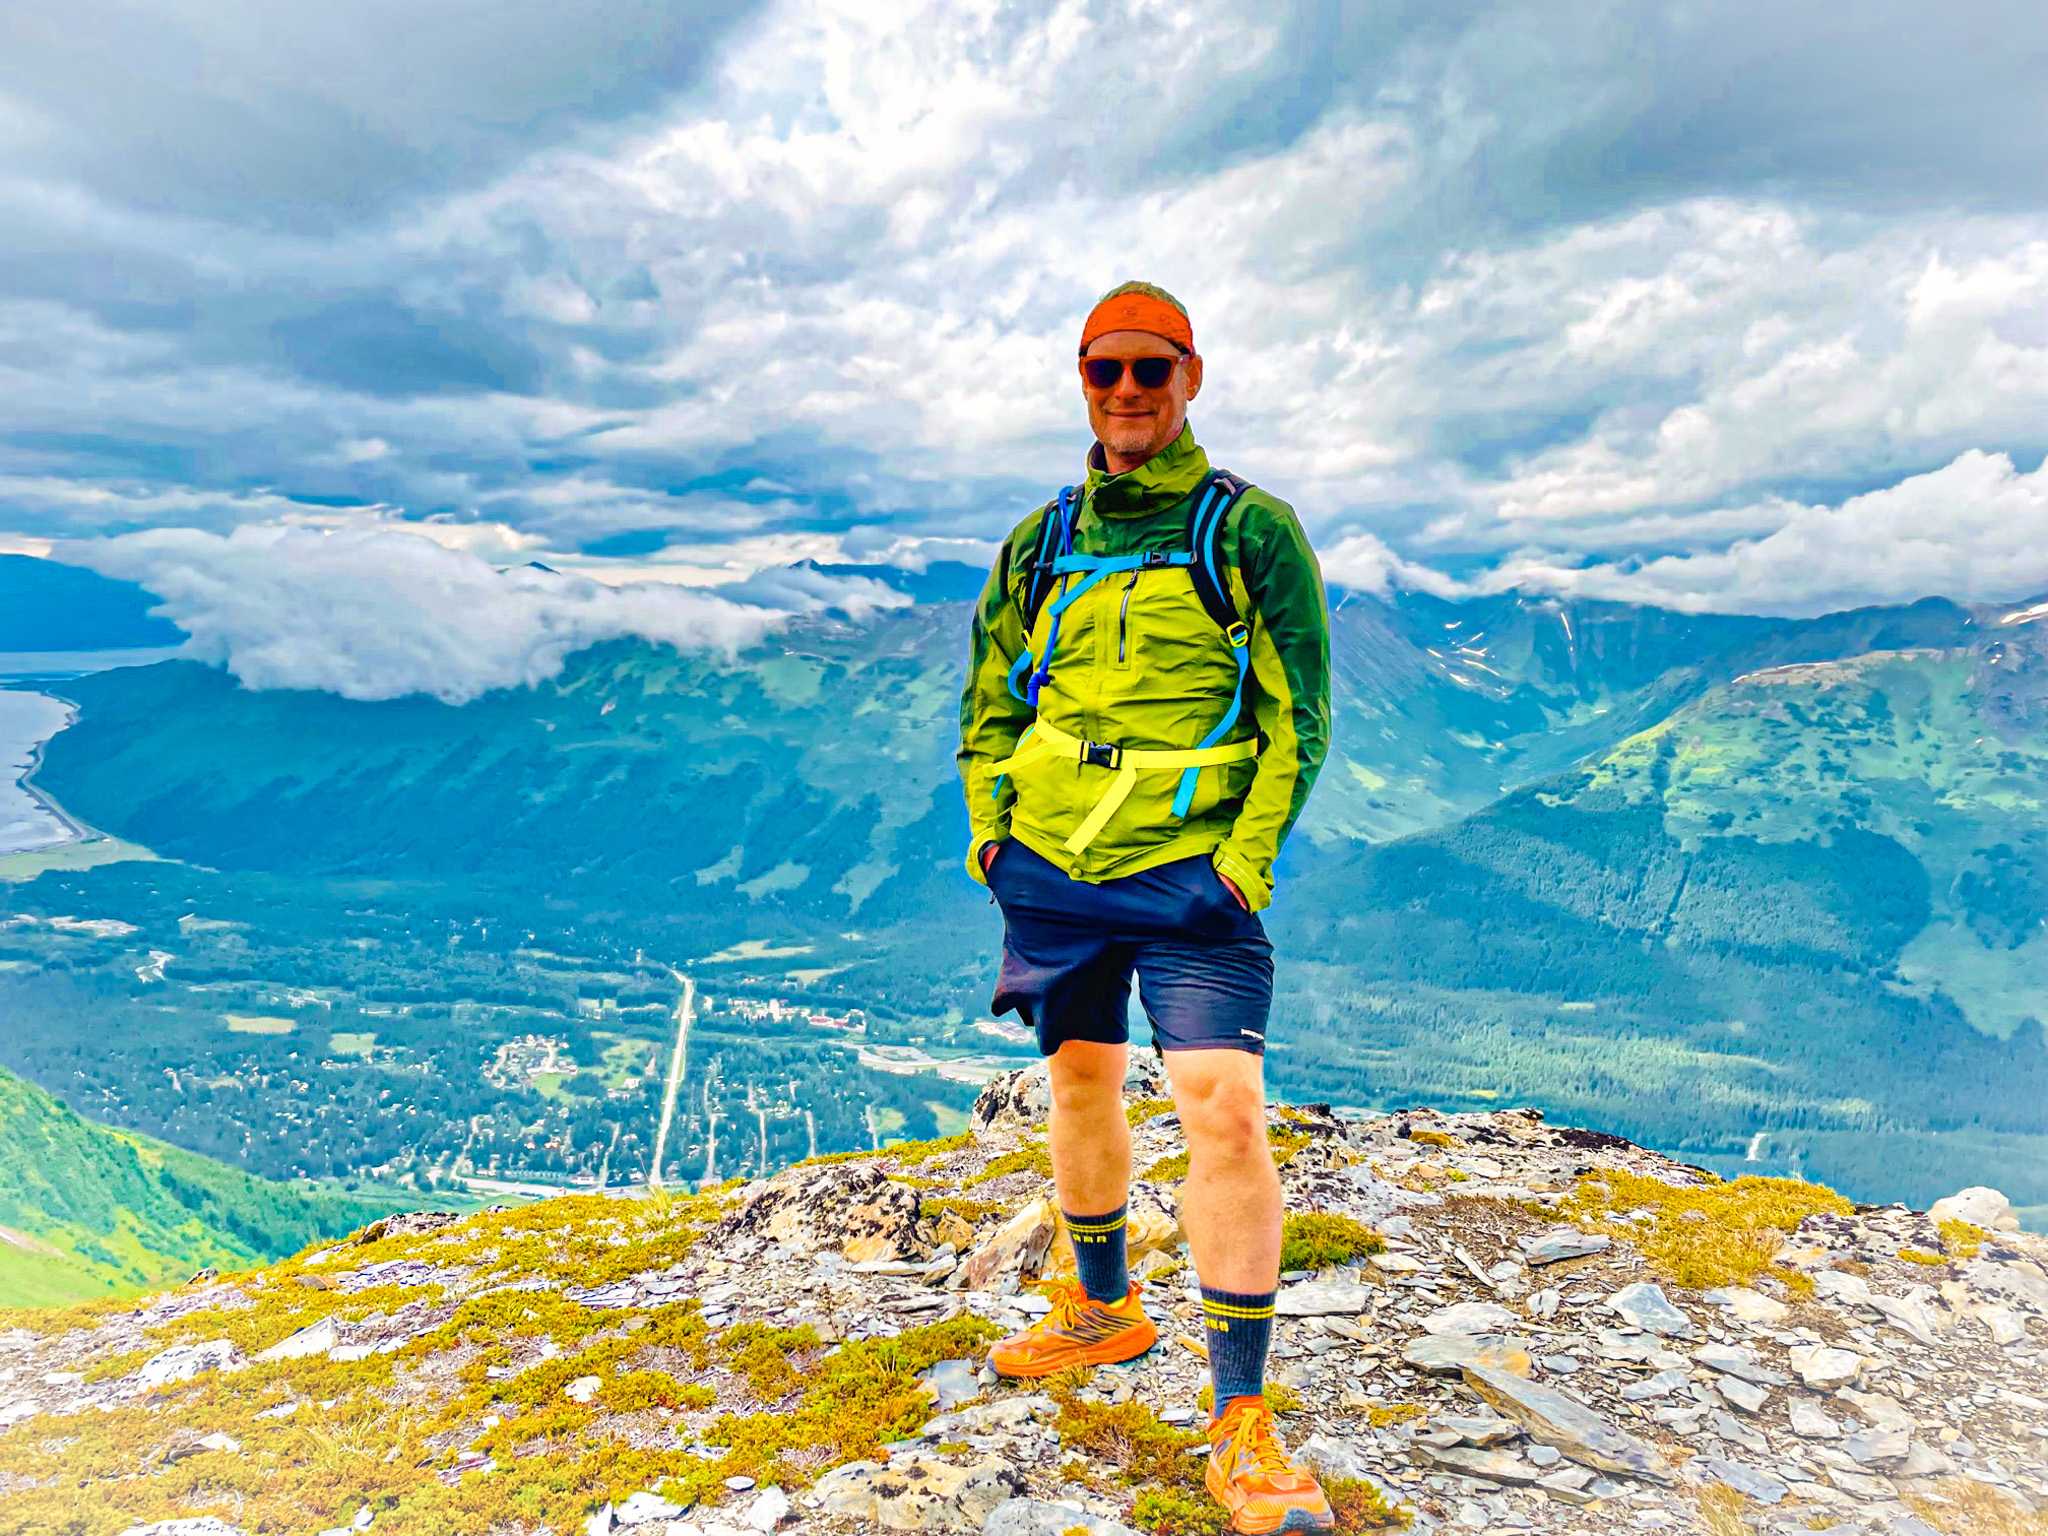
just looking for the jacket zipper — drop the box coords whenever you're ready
[1118,572,1140,663]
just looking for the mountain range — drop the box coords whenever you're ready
[3,551,2046,1224]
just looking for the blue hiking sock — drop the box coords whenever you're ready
[1063,1204,1129,1303]
[1201,1286,1276,1414]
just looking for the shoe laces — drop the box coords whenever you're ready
[1032,1276,1098,1332]
[1221,1400,1294,1478]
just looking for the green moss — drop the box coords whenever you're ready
[1328,1474,1413,1531]
[1404,1128,1458,1150]
[1365,1403,1423,1428]
[1937,1218,1986,1259]
[801,1131,975,1169]
[923,1196,1008,1227]
[1131,1484,1230,1536]
[1557,1169,1853,1290]
[967,1139,1054,1186]
[1279,1213,1386,1271]
[1897,1248,1945,1266]
[1127,1098,1177,1126]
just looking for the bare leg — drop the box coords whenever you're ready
[1046,1039,1131,1216]
[1162,1047,1281,1293]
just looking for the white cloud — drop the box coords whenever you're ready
[59,524,906,703]
[1481,450,2048,615]
[2,0,2046,631]
[1320,531,1463,600]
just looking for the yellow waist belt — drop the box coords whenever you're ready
[990,720,1260,855]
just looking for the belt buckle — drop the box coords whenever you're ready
[1080,740,1122,770]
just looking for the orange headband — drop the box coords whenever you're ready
[1079,293,1193,355]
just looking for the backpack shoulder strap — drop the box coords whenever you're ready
[1020,485,1079,632]
[1184,470,1250,634]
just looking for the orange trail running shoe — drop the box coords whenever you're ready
[985,1277,1158,1378]
[1206,1394,1335,1535]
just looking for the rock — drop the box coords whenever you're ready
[197,1432,241,1453]
[957,1199,1059,1291]
[257,1319,339,1363]
[1420,1301,1517,1335]
[1692,1343,1790,1386]
[741,1486,792,1531]
[1619,1369,1688,1401]
[614,1492,683,1526]
[583,1506,614,1536]
[981,1501,1138,1536]
[814,1454,1020,1531]
[918,1359,980,1411]
[1295,1433,1378,1482]
[1868,1287,1944,1346]
[136,1340,246,1389]
[1814,1270,1874,1308]
[1460,1363,1673,1483]
[1789,1400,1842,1439]
[117,1522,248,1536]
[1927,1187,2019,1233]
[564,1375,602,1404]
[1401,1333,1533,1377]
[1787,1343,1865,1389]
[1717,1377,1770,1414]
[1589,1328,1671,1364]
[731,1163,926,1263]
[1977,1304,2027,1345]
[1837,1387,1915,1433]
[354,1210,458,1244]
[1704,1287,1789,1325]
[1276,1278,1376,1317]
[1536,1467,1597,1504]
[1897,1441,1956,1479]
[1519,1230,1611,1266]
[971,1054,1165,1132]
[1709,1410,1768,1454]
[1694,1458,1788,1505]
[725,1476,757,1491]
[1438,1414,1521,1447]
[1843,1428,1911,1466]
[1414,1443,1544,1484]
[1963,1256,2048,1314]
[1604,1282,1696,1339]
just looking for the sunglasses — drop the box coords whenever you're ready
[1080,353,1184,390]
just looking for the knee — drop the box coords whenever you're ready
[1178,1080,1268,1166]
[1048,1046,1126,1116]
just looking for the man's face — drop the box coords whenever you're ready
[1080,329,1203,467]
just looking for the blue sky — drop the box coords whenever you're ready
[4,1,2047,696]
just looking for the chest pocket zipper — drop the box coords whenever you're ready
[1117,572,1140,664]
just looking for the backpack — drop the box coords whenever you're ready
[997,469,1255,826]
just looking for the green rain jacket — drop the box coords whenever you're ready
[957,423,1331,912]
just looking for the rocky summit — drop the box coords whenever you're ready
[2,1058,2044,1536]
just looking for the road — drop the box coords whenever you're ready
[649,969,695,1188]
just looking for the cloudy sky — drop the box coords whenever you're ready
[4,1,2047,693]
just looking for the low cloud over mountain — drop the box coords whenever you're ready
[66,523,906,703]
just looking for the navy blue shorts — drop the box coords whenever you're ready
[987,840,1274,1056]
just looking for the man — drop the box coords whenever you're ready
[957,281,1333,1535]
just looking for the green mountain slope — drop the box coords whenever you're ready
[1274,609,2048,1206]
[0,1066,396,1307]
